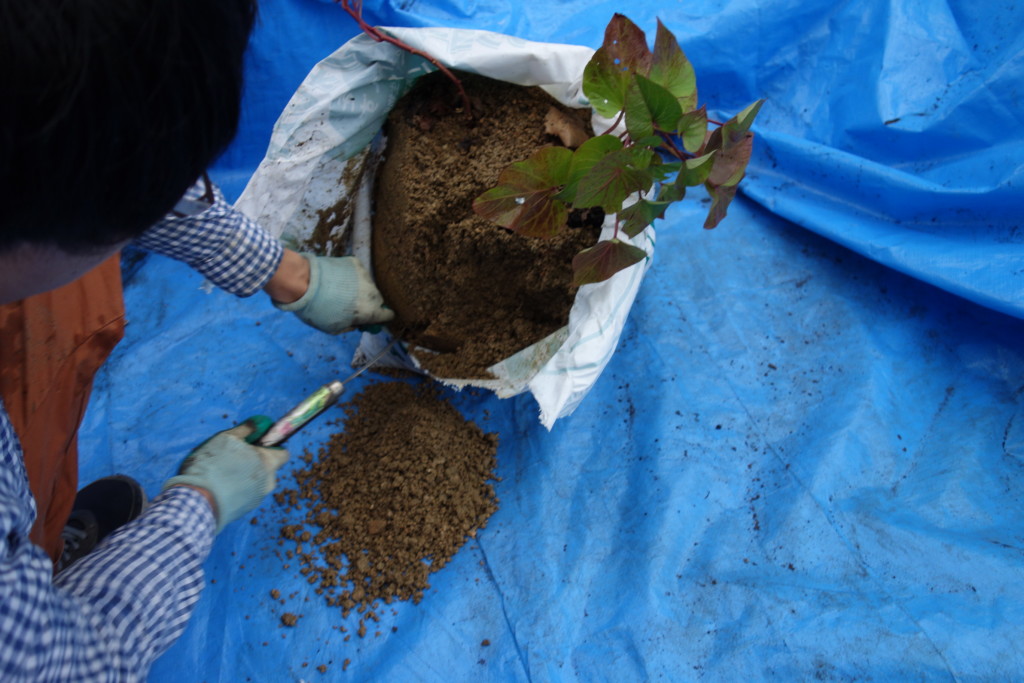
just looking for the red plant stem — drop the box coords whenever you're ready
[709,118,724,126]
[656,130,689,161]
[335,0,473,117]
[599,110,626,137]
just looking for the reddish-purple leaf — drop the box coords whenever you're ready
[583,14,653,118]
[474,184,569,238]
[703,182,738,229]
[473,146,573,237]
[508,189,570,238]
[704,99,763,188]
[706,132,752,187]
[602,14,653,77]
[572,238,648,285]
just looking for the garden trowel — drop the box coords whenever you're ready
[252,337,399,447]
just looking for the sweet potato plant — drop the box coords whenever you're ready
[473,14,764,285]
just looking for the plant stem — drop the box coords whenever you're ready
[600,111,626,137]
[656,130,689,161]
[335,0,474,117]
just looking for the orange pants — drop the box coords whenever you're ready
[0,255,125,563]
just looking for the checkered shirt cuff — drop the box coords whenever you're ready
[135,179,284,297]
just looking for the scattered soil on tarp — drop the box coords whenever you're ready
[372,71,602,378]
[277,381,499,621]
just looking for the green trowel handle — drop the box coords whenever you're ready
[243,415,275,445]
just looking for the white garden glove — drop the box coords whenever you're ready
[163,418,288,533]
[273,254,393,334]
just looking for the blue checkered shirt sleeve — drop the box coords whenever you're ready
[134,178,283,297]
[0,403,215,682]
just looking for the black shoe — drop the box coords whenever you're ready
[56,475,147,573]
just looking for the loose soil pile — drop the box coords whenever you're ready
[372,71,602,378]
[278,381,498,619]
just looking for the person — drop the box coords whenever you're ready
[0,1,391,679]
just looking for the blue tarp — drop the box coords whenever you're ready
[79,0,1024,680]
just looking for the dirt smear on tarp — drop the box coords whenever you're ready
[277,381,499,622]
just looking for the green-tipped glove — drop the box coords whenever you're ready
[163,418,288,533]
[274,254,393,334]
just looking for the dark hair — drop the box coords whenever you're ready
[0,0,257,252]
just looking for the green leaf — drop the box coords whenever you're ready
[645,153,714,219]
[558,135,623,205]
[620,199,669,237]
[631,135,664,148]
[657,181,686,202]
[624,76,681,142]
[624,78,655,140]
[473,146,573,237]
[679,151,716,186]
[572,238,648,285]
[574,147,655,212]
[649,19,697,112]
[677,106,708,154]
[626,146,657,168]
[703,182,738,229]
[649,158,681,183]
[582,14,653,118]
[583,48,630,119]
[731,99,765,135]
[636,75,682,131]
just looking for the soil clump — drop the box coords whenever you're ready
[278,381,499,619]
[372,70,602,378]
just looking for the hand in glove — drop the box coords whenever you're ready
[273,253,393,334]
[163,417,288,533]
